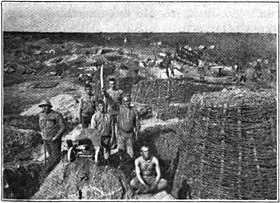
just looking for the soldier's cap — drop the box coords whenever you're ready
[39,99,52,108]
[122,94,131,102]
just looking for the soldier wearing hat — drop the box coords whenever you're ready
[38,99,65,172]
[116,94,140,159]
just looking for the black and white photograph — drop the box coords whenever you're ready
[2,1,278,201]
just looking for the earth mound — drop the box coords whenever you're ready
[32,158,133,200]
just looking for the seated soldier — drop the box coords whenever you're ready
[130,145,167,194]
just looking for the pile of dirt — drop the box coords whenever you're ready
[134,191,175,200]
[4,162,43,199]
[21,94,80,124]
[3,125,43,163]
[32,158,133,200]
[4,115,40,131]
[172,88,277,200]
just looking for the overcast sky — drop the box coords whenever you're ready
[3,2,278,33]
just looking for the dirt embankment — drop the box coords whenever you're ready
[3,32,277,200]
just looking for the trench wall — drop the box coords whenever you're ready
[171,93,277,200]
[131,78,230,120]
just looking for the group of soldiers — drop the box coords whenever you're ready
[38,77,167,195]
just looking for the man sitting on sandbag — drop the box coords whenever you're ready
[90,100,115,165]
[130,145,167,194]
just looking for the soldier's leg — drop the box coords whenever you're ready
[117,130,126,153]
[170,66,175,76]
[44,140,51,159]
[47,139,61,171]
[126,133,135,159]
[101,136,111,161]
[130,177,146,192]
[94,146,100,163]
[166,66,170,77]
[157,178,168,191]
[82,115,91,128]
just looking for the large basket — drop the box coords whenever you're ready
[172,89,277,200]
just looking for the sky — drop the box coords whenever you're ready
[3,2,278,33]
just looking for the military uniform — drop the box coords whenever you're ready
[161,55,174,77]
[117,105,140,158]
[105,88,123,116]
[91,111,113,162]
[39,110,65,171]
[80,94,96,128]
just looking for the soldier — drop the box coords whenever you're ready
[90,100,114,165]
[79,84,97,128]
[103,77,123,116]
[254,59,263,79]
[161,52,174,78]
[38,100,65,172]
[130,145,167,194]
[102,78,123,150]
[117,94,140,159]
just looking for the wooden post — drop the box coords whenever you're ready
[134,82,140,102]
[218,103,227,198]
[270,117,276,140]
[100,65,107,105]
[198,107,210,198]
[167,80,171,99]
[251,133,261,177]
[237,107,242,200]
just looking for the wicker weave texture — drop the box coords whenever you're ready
[172,89,277,200]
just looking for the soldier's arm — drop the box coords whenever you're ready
[93,95,98,109]
[135,111,141,132]
[90,114,97,129]
[135,158,148,187]
[53,113,66,140]
[102,90,116,107]
[38,114,43,130]
[118,90,123,104]
[154,157,161,184]
[79,98,83,121]
[110,115,115,135]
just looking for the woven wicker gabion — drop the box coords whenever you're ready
[131,78,230,120]
[172,88,277,200]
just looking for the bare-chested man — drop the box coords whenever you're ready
[130,145,167,194]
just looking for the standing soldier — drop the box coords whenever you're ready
[38,100,65,172]
[103,77,123,116]
[117,94,140,159]
[79,84,97,128]
[254,59,263,79]
[102,77,123,149]
[161,52,174,78]
[90,100,114,165]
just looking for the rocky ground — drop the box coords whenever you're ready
[3,32,277,200]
